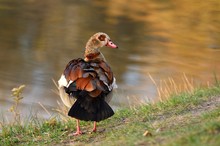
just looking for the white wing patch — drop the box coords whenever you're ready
[58,74,73,88]
[112,77,118,89]
[58,74,68,87]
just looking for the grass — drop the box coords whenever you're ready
[1,81,220,145]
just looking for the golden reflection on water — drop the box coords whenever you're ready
[0,0,219,117]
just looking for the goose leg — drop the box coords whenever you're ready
[72,119,82,136]
[92,121,97,132]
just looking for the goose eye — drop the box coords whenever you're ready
[98,34,106,41]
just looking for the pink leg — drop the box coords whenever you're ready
[92,121,97,132]
[72,119,82,136]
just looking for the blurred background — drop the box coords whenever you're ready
[0,0,219,119]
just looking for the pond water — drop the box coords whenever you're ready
[0,0,219,119]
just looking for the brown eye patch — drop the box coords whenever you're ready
[98,34,106,41]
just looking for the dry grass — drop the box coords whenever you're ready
[148,73,198,102]
[51,79,71,122]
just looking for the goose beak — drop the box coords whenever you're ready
[106,40,118,49]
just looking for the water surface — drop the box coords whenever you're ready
[0,0,219,119]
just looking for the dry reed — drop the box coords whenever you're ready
[148,73,196,102]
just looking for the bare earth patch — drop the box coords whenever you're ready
[190,96,220,116]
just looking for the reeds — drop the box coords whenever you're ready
[51,79,71,122]
[148,73,196,102]
[52,79,69,118]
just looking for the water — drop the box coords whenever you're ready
[0,0,219,119]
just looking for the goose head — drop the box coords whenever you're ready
[84,32,118,61]
[85,32,118,50]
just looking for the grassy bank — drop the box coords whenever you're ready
[1,84,220,145]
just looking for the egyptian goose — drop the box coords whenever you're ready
[58,32,118,135]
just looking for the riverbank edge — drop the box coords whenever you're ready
[1,84,220,145]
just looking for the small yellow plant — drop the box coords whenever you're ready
[9,85,25,124]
